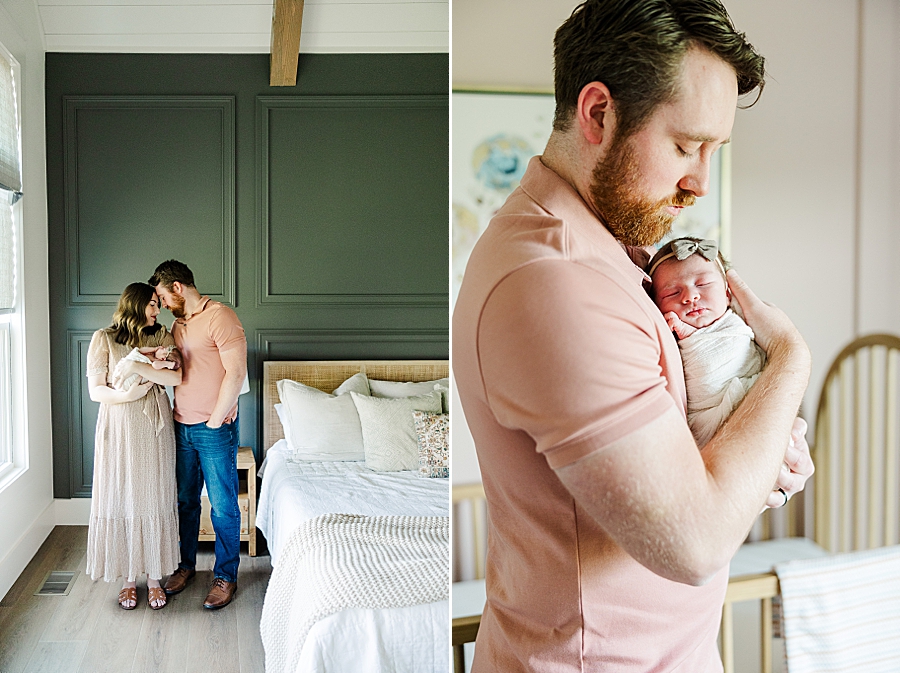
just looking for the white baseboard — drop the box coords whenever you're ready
[0,500,55,602]
[53,497,91,525]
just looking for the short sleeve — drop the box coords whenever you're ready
[86,330,110,379]
[478,259,676,469]
[208,305,246,353]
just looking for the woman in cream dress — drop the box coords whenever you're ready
[85,282,182,609]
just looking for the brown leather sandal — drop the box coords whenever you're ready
[118,586,138,610]
[148,586,167,610]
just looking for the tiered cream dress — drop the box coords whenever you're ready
[85,327,179,582]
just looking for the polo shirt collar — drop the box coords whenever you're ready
[175,295,211,324]
[519,156,652,285]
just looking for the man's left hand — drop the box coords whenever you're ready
[765,416,815,508]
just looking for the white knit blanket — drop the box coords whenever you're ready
[775,545,900,673]
[259,513,450,673]
[680,309,766,447]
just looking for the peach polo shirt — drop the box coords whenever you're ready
[452,157,728,672]
[171,296,247,425]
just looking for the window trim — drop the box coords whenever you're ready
[0,42,26,490]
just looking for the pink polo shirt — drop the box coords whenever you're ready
[171,296,247,425]
[452,157,728,672]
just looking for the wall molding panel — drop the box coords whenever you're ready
[255,95,448,309]
[66,331,96,498]
[63,95,236,307]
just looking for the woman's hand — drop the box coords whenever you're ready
[122,379,154,402]
[764,417,815,508]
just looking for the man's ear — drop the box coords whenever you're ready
[576,82,615,146]
[171,281,183,295]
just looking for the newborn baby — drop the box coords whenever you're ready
[647,237,766,448]
[112,345,179,391]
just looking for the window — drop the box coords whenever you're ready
[0,42,22,484]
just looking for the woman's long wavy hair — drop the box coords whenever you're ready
[110,282,161,347]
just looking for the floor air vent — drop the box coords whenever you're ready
[34,570,78,596]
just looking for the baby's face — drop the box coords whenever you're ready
[651,254,729,329]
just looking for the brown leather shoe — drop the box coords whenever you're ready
[203,577,237,609]
[163,567,196,595]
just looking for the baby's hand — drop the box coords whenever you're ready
[151,359,176,370]
[664,311,698,340]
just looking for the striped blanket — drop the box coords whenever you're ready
[259,513,449,673]
[775,544,900,673]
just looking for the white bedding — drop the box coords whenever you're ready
[257,440,449,564]
[256,440,450,673]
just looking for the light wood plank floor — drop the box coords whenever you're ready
[0,526,271,673]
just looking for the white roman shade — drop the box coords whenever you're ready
[0,50,21,195]
[0,49,19,310]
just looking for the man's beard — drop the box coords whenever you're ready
[589,136,696,247]
[169,293,186,319]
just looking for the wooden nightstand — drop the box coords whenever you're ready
[199,446,257,556]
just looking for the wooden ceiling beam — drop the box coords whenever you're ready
[270,0,305,86]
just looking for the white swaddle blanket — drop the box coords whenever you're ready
[680,308,766,448]
[111,347,153,390]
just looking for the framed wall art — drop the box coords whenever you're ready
[451,89,731,305]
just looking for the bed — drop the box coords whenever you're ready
[256,360,450,673]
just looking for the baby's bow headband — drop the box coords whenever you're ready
[647,238,725,277]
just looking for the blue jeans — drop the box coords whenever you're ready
[174,419,241,583]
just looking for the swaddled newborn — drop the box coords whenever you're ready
[111,345,178,391]
[647,237,765,448]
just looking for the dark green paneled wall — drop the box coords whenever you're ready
[46,53,449,497]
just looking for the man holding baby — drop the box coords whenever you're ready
[452,1,815,670]
[150,259,248,610]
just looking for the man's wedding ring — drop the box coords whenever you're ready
[777,487,788,507]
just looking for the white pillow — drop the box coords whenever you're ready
[368,377,450,399]
[274,402,292,439]
[276,372,370,401]
[350,390,443,471]
[276,373,371,461]
[333,372,371,396]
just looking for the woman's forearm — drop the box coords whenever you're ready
[89,384,131,405]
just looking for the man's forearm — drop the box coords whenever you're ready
[698,341,811,558]
[129,361,182,387]
[555,341,810,586]
[207,369,244,427]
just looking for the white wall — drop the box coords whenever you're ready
[451,0,900,485]
[0,0,56,602]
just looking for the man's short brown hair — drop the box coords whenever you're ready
[148,259,195,291]
[553,0,765,139]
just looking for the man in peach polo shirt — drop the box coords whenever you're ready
[150,260,247,610]
[453,1,815,671]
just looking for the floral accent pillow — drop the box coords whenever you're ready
[412,410,449,478]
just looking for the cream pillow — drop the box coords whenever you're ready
[276,373,370,461]
[368,377,450,399]
[433,383,450,414]
[350,391,443,471]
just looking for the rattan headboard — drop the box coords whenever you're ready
[262,360,449,455]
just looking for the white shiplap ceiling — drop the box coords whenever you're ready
[36,0,448,53]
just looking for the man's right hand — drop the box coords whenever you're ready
[726,269,810,367]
